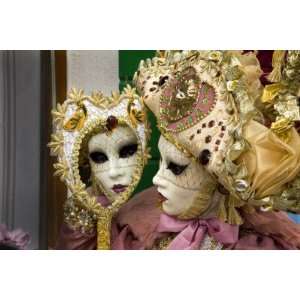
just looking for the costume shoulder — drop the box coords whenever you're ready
[112,186,164,249]
[238,209,300,249]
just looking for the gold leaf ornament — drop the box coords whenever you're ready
[271,117,294,143]
[47,132,64,155]
[51,103,67,127]
[127,98,145,128]
[63,104,87,131]
[53,160,69,181]
[88,91,121,109]
[261,83,284,103]
[68,88,86,104]
[123,85,138,99]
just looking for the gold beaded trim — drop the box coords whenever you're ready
[152,233,222,250]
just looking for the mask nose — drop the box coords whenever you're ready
[152,173,160,186]
[153,166,164,187]
[108,159,124,180]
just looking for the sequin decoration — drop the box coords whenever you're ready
[208,120,215,128]
[199,149,211,165]
[205,136,212,143]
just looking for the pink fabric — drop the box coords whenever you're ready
[0,224,30,249]
[56,186,300,250]
[156,213,239,250]
[56,223,97,250]
[234,209,300,250]
[96,195,111,207]
[113,187,300,250]
[231,234,280,250]
[111,186,165,249]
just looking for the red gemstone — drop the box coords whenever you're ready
[106,115,118,131]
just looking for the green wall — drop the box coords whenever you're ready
[119,50,159,193]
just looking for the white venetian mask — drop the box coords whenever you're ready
[153,135,216,218]
[88,125,139,202]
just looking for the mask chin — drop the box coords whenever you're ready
[160,181,201,217]
[176,185,216,220]
[92,165,136,201]
[159,177,215,219]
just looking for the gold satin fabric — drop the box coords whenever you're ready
[238,120,300,199]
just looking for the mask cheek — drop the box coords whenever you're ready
[119,154,138,168]
[91,160,139,197]
[176,163,205,190]
[91,165,112,196]
[117,156,139,182]
[89,161,112,195]
[160,179,199,216]
[121,164,137,186]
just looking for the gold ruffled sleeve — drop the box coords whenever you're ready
[238,120,300,199]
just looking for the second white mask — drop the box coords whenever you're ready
[88,125,139,202]
[153,135,216,218]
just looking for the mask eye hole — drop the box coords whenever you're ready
[119,143,138,158]
[158,75,169,87]
[89,151,108,164]
[167,162,188,175]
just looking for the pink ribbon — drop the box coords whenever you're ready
[157,214,239,250]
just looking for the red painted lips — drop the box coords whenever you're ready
[157,192,167,204]
[112,184,127,193]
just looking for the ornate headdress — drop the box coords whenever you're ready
[48,85,150,249]
[134,50,300,224]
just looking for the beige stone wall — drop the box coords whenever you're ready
[67,50,119,95]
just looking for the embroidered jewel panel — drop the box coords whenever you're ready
[160,67,217,133]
